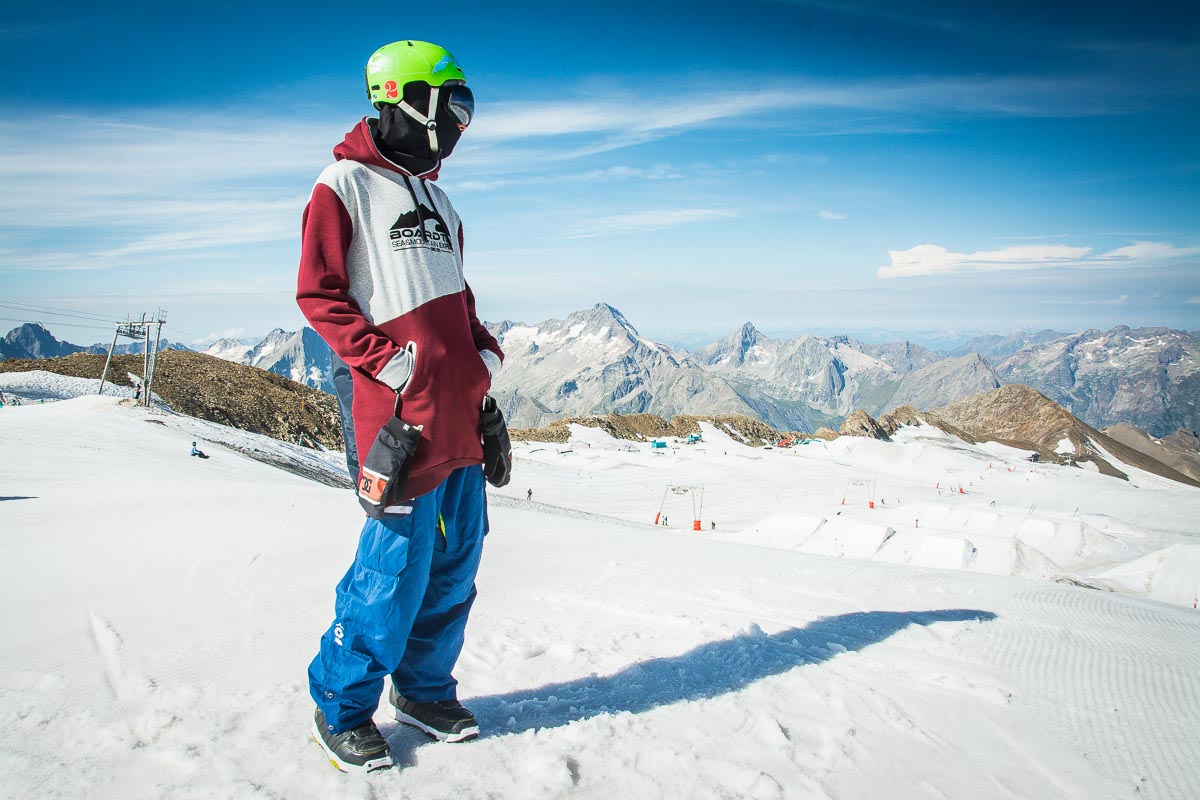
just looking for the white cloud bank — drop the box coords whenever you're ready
[878,241,1200,279]
[818,210,846,220]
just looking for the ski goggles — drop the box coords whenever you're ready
[444,84,474,128]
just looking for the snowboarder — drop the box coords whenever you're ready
[526,488,532,501]
[296,40,509,774]
[190,442,209,459]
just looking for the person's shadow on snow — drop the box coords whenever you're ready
[384,608,995,762]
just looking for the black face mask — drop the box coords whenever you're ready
[373,82,466,173]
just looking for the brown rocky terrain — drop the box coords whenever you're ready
[1159,428,1200,456]
[0,351,343,450]
[838,409,891,441]
[879,404,980,444]
[1103,424,1200,484]
[930,385,1199,487]
[510,412,792,447]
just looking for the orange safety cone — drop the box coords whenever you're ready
[693,520,701,531]
[869,501,875,509]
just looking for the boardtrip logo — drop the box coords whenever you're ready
[389,201,453,254]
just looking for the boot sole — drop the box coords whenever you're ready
[310,719,393,773]
[394,708,479,742]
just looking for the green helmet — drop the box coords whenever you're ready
[365,40,466,107]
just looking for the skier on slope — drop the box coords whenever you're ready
[296,40,512,773]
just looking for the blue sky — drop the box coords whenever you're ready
[1,0,1197,348]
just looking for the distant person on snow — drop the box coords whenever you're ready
[296,40,510,774]
[189,442,208,459]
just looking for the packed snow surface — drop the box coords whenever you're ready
[1,393,1198,799]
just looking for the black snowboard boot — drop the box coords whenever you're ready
[311,707,392,773]
[390,685,479,742]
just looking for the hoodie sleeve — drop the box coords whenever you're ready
[457,224,504,376]
[296,183,410,389]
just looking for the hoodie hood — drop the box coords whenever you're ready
[332,118,441,180]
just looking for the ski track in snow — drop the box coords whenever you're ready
[0,393,1197,799]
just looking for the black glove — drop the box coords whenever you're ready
[357,415,422,518]
[480,395,512,488]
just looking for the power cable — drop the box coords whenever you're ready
[0,316,116,333]
[164,324,206,342]
[0,301,126,324]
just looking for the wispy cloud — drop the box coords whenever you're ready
[449,164,681,193]
[0,113,335,272]
[445,70,1189,176]
[565,209,737,239]
[878,241,1200,279]
[469,72,1178,150]
[818,210,846,220]
[1040,295,1130,306]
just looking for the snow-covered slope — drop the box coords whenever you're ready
[203,336,252,363]
[1,396,1198,799]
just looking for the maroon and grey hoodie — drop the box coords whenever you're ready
[297,119,503,502]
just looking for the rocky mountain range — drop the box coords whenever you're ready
[5,309,1198,440]
[946,329,1069,359]
[6,343,1197,489]
[0,322,192,360]
[489,307,1198,438]
[205,327,336,395]
[990,326,1200,437]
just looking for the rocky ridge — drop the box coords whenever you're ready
[0,351,342,451]
[930,385,1199,486]
[510,412,792,448]
[1102,424,1200,484]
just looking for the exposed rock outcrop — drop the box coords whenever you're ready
[933,385,1199,487]
[0,351,342,450]
[838,410,891,441]
[1103,423,1200,484]
[510,412,791,447]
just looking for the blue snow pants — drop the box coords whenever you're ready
[309,464,488,732]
